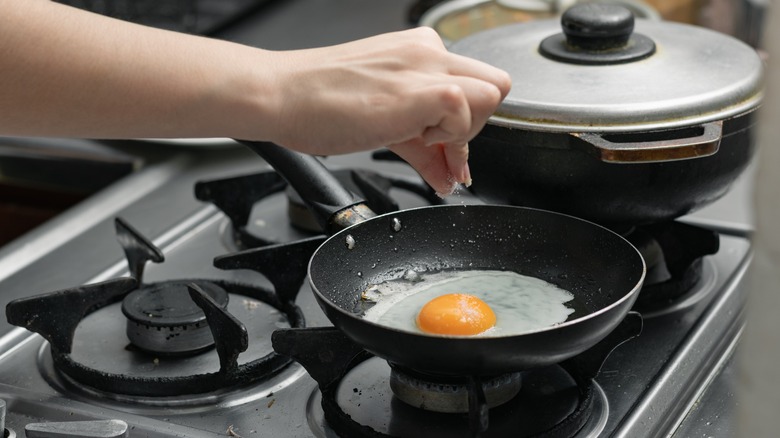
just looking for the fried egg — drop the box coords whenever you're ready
[362,270,575,337]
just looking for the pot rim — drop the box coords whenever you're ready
[487,96,763,133]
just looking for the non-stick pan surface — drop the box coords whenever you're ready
[308,204,645,376]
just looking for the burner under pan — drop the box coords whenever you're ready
[311,358,605,438]
[389,366,523,413]
[273,315,641,438]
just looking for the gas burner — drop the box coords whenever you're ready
[389,366,522,413]
[272,314,641,438]
[310,358,603,438]
[4,218,315,400]
[122,280,229,355]
[195,164,442,250]
[624,222,720,313]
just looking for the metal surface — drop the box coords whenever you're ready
[572,120,722,163]
[613,240,750,437]
[0,151,752,437]
[388,369,523,413]
[672,340,740,437]
[0,137,139,192]
[24,419,129,438]
[449,19,763,132]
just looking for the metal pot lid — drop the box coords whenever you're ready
[449,3,764,132]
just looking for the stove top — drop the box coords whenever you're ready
[0,145,751,437]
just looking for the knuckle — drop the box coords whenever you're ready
[406,27,447,52]
[437,84,467,111]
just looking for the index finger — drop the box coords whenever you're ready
[445,53,512,99]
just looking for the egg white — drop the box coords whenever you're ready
[362,270,575,337]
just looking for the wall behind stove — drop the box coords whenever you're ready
[738,1,780,435]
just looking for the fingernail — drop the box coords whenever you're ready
[462,162,472,187]
[435,175,458,198]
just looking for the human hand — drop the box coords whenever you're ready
[261,28,511,195]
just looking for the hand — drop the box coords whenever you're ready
[263,28,511,195]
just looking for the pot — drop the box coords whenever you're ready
[448,3,763,226]
[236,140,646,376]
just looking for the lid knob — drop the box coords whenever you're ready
[562,3,634,49]
[539,3,655,65]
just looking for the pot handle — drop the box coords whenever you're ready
[237,140,376,234]
[571,121,723,163]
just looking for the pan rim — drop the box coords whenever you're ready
[307,204,646,340]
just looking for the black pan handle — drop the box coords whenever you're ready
[237,140,376,234]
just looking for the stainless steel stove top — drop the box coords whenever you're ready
[0,141,752,437]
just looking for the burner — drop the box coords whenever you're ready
[389,366,522,413]
[272,314,641,437]
[122,280,229,356]
[195,165,442,249]
[315,358,599,438]
[4,218,317,399]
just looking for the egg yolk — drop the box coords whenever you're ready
[416,293,496,336]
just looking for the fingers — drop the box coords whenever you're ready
[388,141,451,195]
[445,142,471,187]
[417,76,502,147]
[445,53,513,101]
[388,141,470,197]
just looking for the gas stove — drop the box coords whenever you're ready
[0,141,752,437]
[0,0,755,436]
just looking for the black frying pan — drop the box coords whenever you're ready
[240,141,645,376]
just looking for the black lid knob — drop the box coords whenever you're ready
[538,3,656,65]
[562,3,634,49]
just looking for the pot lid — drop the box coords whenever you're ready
[449,3,764,132]
[419,0,660,46]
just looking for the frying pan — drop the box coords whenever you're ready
[239,141,645,376]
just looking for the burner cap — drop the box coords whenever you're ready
[122,280,229,355]
[389,366,522,413]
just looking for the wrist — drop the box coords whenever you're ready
[190,43,285,143]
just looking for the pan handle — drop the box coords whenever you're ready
[571,121,723,163]
[237,140,376,234]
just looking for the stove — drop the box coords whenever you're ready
[0,140,751,437]
[0,1,755,436]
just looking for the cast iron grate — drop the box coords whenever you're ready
[272,313,642,438]
[195,167,443,249]
[5,217,314,397]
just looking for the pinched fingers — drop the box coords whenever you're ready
[388,141,457,196]
[394,73,504,195]
[419,74,503,143]
[445,52,512,101]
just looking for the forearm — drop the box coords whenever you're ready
[0,0,510,195]
[0,0,278,140]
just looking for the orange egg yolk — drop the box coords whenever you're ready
[416,293,496,336]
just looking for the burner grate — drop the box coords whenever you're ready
[196,167,443,250]
[271,313,641,438]
[628,221,720,312]
[4,217,311,398]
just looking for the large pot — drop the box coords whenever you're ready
[449,4,764,226]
